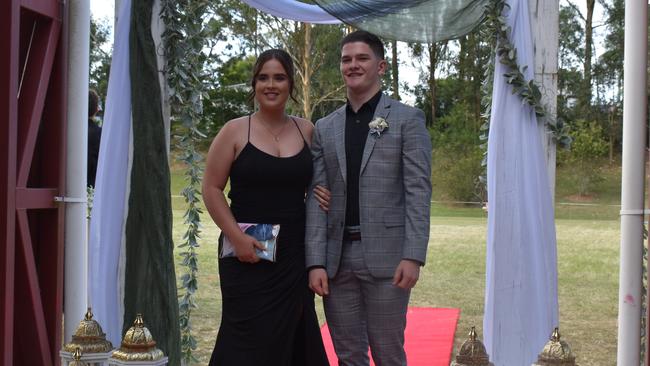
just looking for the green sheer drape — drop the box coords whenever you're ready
[124,0,181,364]
[313,0,490,42]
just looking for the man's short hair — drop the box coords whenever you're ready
[88,89,99,117]
[341,30,385,60]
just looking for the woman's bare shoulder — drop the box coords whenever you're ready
[290,116,314,142]
[221,116,249,134]
[291,116,314,133]
[208,116,249,153]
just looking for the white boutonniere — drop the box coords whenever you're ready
[368,117,389,138]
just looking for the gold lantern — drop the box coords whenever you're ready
[60,308,113,366]
[108,314,167,365]
[532,327,577,366]
[64,308,113,353]
[451,327,494,366]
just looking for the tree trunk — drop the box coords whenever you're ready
[458,36,467,81]
[470,33,482,129]
[583,0,596,111]
[301,23,312,120]
[609,107,614,162]
[391,40,400,100]
[428,43,437,127]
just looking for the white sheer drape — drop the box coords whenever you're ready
[483,0,559,364]
[240,0,341,24]
[88,0,132,347]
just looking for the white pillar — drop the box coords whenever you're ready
[529,0,559,199]
[64,0,90,343]
[616,0,648,363]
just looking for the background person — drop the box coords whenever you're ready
[88,88,102,188]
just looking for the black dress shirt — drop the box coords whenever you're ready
[344,90,382,226]
[88,118,102,187]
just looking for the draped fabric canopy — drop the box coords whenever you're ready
[240,0,341,24]
[241,0,489,42]
[313,0,489,42]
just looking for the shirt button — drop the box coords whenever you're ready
[355,119,360,123]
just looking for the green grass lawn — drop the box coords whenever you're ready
[171,163,622,365]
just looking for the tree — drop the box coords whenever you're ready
[390,40,400,100]
[563,0,597,114]
[458,31,492,126]
[429,102,484,202]
[256,18,346,120]
[584,0,596,110]
[89,16,112,100]
[558,4,585,124]
[209,0,260,53]
[408,41,449,126]
[594,0,624,161]
[200,55,254,140]
[560,120,608,195]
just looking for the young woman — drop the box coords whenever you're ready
[202,49,329,366]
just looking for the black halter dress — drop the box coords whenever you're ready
[209,117,329,366]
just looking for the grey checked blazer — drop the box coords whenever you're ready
[305,94,432,278]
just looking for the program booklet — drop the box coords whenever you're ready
[220,223,280,262]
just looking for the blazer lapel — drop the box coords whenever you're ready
[359,94,391,175]
[332,106,347,184]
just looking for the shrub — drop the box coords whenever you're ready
[559,120,608,196]
[429,102,484,203]
[432,146,484,202]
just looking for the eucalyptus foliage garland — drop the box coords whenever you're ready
[483,0,571,147]
[478,0,571,201]
[487,0,545,118]
[478,17,496,196]
[161,0,210,362]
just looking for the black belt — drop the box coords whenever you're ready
[343,230,361,241]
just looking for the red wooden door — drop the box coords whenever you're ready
[1,0,66,365]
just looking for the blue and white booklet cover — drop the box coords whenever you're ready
[220,223,280,262]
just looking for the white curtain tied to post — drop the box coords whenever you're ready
[483,0,559,365]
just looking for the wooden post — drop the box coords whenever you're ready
[529,0,559,199]
[0,1,18,364]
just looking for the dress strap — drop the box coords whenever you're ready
[247,114,252,142]
[290,117,307,143]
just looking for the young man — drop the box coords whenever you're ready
[306,30,432,365]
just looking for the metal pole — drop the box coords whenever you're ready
[64,0,90,343]
[616,0,647,363]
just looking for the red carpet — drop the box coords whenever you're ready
[320,307,460,366]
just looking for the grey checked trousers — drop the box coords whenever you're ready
[324,239,410,366]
